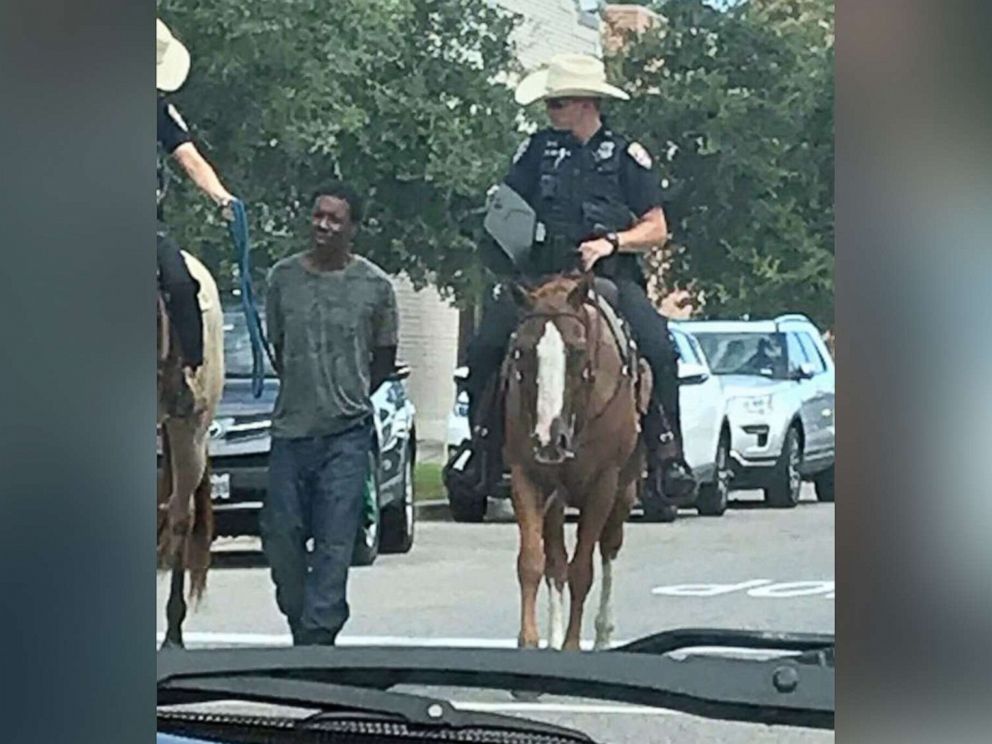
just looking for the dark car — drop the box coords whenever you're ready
[159,307,418,566]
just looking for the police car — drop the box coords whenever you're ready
[680,314,835,507]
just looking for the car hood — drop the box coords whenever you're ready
[717,374,794,398]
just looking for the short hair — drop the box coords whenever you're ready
[312,180,364,223]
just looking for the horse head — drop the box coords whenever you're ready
[504,272,598,466]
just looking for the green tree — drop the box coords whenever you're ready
[605,0,833,328]
[159,0,522,303]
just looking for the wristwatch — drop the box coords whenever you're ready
[605,232,621,254]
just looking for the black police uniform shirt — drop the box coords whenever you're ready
[505,124,663,230]
[502,123,663,281]
[157,94,192,217]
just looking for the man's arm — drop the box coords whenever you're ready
[612,206,668,253]
[172,142,235,207]
[370,346,398,393]
[370,279,400,393]
[264,271,283,376]
[579,140,669,270]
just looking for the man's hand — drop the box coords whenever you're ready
[578,237,615,271]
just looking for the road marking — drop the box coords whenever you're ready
[652,579,834,599]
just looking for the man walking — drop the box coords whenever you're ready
[262,181,398,646]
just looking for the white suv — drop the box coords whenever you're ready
[680,314,835,508]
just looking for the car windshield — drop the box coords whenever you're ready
[156,2,834,741]
[222,308,276,378]
[694,331,791,379]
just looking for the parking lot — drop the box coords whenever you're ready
[158,484,832,742]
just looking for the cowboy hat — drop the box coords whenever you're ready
[514,53,630,106]
[157,18,190,92]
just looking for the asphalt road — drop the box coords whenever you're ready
[157,485,834,743]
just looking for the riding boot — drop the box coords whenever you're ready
[161,277,204,417]
[442,372,499,502]
[642,402,697,507]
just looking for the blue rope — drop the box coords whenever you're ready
[227,199,274,398]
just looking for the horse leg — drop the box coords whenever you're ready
[563,468,619,651]
[161,417,208,649]
[543,492,568,651]
[510,465,546,649]
[594,480,635,650]
[162,550,187,649]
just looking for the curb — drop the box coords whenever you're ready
[414,499,452,522]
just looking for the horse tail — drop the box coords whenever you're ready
[186,457,214,604]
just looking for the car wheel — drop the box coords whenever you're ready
[352,451,380,567]
[764,425,803,508]
[814,465,834,503]
[696,435,731,517]
[380,446,415,553]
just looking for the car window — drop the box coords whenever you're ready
[797,332,828,374]
[785,332,810,373]
[694,331,790,379]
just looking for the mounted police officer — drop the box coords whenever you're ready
[452,53,696,507]
[157,18,237,414]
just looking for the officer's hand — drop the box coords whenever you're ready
[578,238,614,271]
[219,197,237,222]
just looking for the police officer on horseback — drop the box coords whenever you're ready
[452,53,696,507]
[157,18,237,414]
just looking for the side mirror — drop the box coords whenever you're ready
[678,362,710,386]
[792,362,816,381]
[387,362,412,382]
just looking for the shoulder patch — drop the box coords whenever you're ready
[627,141,652,169]
[512,137,531,164]
[167,104,189,133]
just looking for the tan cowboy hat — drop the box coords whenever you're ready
[514,53,630,106]
[157,18,190,92]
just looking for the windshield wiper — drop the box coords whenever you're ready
[159,673,592,741]
[158,628,834,731]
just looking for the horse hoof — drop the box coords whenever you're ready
[160,638,184,651]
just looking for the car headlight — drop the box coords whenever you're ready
[730,394,774,416]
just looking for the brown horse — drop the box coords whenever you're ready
[502,273,652,652]
[157,251,224,649]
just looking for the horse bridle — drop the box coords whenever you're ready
[507,292,632,444]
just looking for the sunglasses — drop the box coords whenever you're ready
[545,98,575,110]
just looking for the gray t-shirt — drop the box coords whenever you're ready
[265,253,399,439]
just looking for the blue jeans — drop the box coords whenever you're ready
[260,418,372,645]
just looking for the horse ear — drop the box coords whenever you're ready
[567,273,593,309]
[507,282,533,309]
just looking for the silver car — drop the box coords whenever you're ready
[680,314,835,508]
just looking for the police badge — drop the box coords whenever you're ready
[596,141,616,161]
[627,141,652,169]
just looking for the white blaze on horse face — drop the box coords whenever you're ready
[534,321,567,447]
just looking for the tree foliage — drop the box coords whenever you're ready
[159,0,522,303]
[605,0,833,327]
[160,0,833,328]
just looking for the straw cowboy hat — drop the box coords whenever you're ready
[514,53,630,106]
[157,18,190,92]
